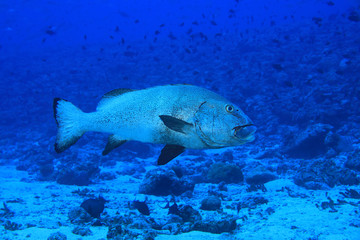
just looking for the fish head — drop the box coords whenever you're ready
[194,100,256,148]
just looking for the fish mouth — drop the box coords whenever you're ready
[233,124,256,141]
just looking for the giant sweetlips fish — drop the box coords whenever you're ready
[53,84,256,165]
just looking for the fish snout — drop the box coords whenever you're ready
[233,124,256,140]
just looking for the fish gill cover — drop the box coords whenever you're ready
[0,0,360,239]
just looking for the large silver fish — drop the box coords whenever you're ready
[53,84,256,165]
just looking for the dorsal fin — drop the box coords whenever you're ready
[103,88,134,98]
[97,88,135,110]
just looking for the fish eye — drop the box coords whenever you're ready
[225,104,234,113]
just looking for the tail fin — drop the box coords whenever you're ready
[53,98,85,153]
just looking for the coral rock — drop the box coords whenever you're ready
[207,163,243,183]
[285,123,333,159]
[139,168,194,196]
[200,196,221,211]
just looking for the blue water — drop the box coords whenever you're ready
[1,0,360,239]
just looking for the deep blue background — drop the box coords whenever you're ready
[0,0,359,151]
[1,0,356,52]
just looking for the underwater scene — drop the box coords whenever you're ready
[1,0,360,239]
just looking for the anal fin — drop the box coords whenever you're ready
[102,135,127,156]
[157,145,185,165]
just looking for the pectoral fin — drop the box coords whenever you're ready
[159,115,193,134]
[157,145,185,165]
[102,135,127,156]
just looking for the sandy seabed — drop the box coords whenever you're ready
[0,160,359,240]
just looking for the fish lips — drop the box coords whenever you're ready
[233,124,256,142]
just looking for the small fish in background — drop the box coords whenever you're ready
[312,17,322,27]
[131,198,150,215]
[168,202,179,215]
[228,10,235,18]
[190,32,208,41]
[199,32,208,41]
[161,196,180,215]
[45,25,57,35]
[80,196,107,218]
[168,32,177,40]
[118,11,130,18]
[53,85,256,165]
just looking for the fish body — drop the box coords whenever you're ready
[132,199,150,215]
[53,84,256,164]
[80,196,107,218]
